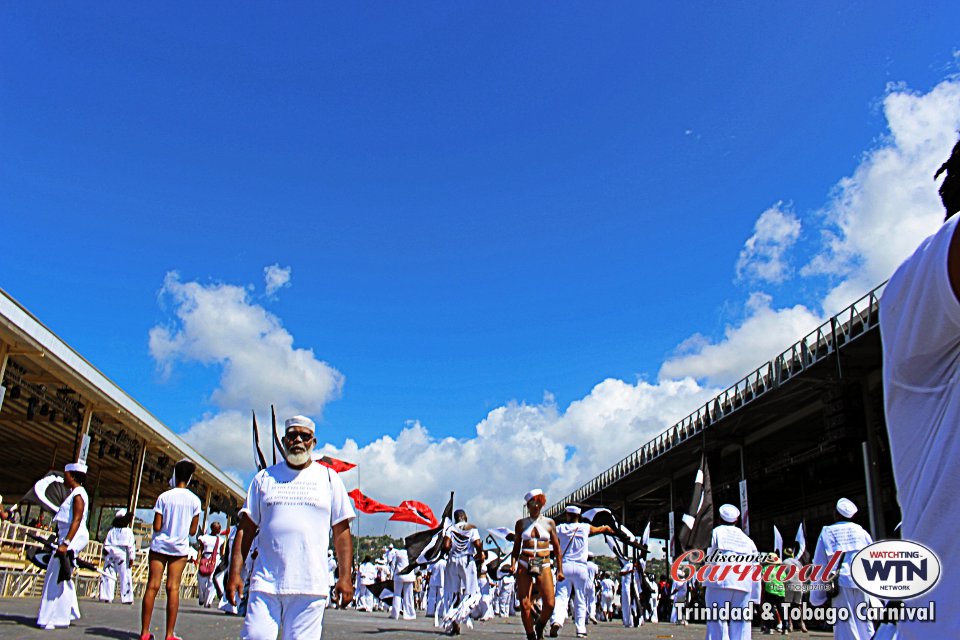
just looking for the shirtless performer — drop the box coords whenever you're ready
[510,490,564,640]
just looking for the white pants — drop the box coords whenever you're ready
[442,556,479,625]
[704,587,752,640]
[390,579,416,620]
[37,556,81,628]
[241,591,327,640]
[198,574,217,607]
[426,585,442,615]
[620,577,633,627]
[585,580,596,620]
[99,553,133,604]
[551,561,589,634]
[600,592,614,614]
[356,583,375,611]
[832,586,876,640]
[496,581,514,616]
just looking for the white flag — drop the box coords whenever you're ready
[795,523,807,560]
[641,521,651,547]
[773,525,783,556]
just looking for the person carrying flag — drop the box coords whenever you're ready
[441,509,484,636]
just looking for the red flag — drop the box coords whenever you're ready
[389,500,438,528]
[316,455,357,473]
[348,489,398,515]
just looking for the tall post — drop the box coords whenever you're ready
[73,404,94,462]
[0,341,9,413]
[860,382,887,539]
[201,485,212,533]
[127,440,147,516]
[861,442,880,539]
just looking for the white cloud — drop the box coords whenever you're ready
[735,203,802,284]
[149,271,344,474]
[264,264,292,296]
[658,293,821,388]
[804,78,960,314]
[319,377,717,532]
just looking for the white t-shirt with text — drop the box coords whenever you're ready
[241,462,356,597]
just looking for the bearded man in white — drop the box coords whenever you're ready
[227,416,356,640]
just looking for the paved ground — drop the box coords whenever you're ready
[0,599,833,639]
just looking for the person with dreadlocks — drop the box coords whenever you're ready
[880,134,960,638]
[441,508,484,636]
[510,489,563,640]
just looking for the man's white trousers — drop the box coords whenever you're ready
[241,591,327,640]
[704,587,752,640]
[389,578,416,620]
[620,576,633,627]
[832,586,876,640]
[551,561,589,634]
[442,556,479,625]
[98,553,133,604]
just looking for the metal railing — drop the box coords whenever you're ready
[547,282,886,516]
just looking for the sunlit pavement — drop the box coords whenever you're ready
[0,599,834,639]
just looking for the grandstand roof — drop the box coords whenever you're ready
[0,288,244,521]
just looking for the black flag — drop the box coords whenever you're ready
[402,492,454,574]
[678,453,713,551]
[252,411,268,472]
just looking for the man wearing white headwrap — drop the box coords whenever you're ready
[810,498,877,640]
[37,462,90,630]
[227,415,356,640]
[548,505,615,637]
[702,504,760,640]
[99,510,136,604]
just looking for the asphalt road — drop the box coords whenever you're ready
[0,598,833,639]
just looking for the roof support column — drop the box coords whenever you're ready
[127,439,147,515]
[0,341,9,412]
[72,404,94,462]
[200,485,212,533]
[860,382,887,540]
[668,477,675,564]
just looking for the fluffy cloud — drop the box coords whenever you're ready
[321,377,717,531]
[150,270,344,474]
[735,203,802,284]
[264,264,292,296]
[659,293,821,388]
[805,78,960,314]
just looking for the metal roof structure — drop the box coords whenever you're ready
[0,288,244,534]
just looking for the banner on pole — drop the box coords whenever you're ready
[668,511,675,561]
[739,479,750,535]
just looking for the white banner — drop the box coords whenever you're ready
[78,434,92,464]
[739,479,750,536]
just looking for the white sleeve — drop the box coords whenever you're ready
[192,495,202,518]
[153,493,164,515]
[329,470,356,526]
[240,473,263,526]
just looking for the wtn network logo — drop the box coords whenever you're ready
[851,540,941,599]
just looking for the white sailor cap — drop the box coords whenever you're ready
[524,489,544,503]
[719,504,740,523]
[836,498,858,518]
[65,462,88,474]
[565,506,582,515]
[285,415,316,433]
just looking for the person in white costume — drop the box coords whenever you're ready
[598,574,615,621]
[99,510,135,604]
[810,498,878,640]
[442,508,484,636]
[702,504,761,640]
[388,546,417,620]
[427,557,446,619]
[37,461,89,630]
[510,489,564,640]
[227,415,356,640]
[618,559,635,628]
[548,505,614,638]
[140,458,201,640]
[670,576,689,625]
[356,556,377,612]
[880,139,960,639]
[196,521,223,608]
[495,563,515,617]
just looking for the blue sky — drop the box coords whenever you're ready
[3,3,960,529]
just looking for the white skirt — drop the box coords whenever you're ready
[37,555,81,628]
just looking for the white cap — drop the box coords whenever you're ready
[524,489,544,502]
[285,415,316,433]
[65,462,88,474]
[565,505,582,515]
[116,509,128,517]
[837,498,858,518]
[719,504,740,523]
[9,504,17,511]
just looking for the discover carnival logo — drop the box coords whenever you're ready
[851,540,941,599]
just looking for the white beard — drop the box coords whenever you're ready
[285,446,313,467]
